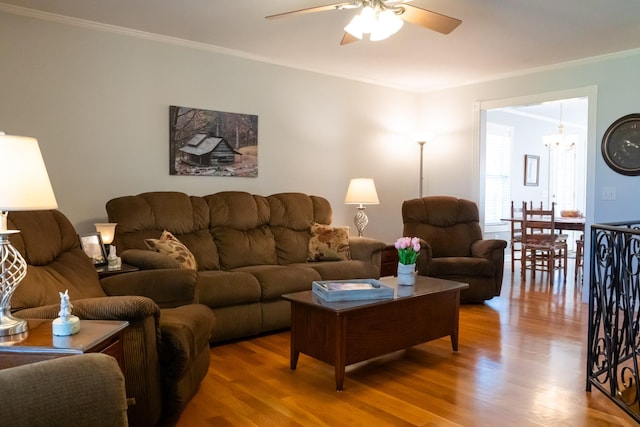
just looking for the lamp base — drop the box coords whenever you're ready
[353,207,369,237]
[0,309,28,337]
[0,229,29,338]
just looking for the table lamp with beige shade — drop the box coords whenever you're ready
[344,178,379,237]
[0,133,58,337]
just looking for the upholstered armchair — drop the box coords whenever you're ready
[7,210,215,427]
[0,353,129,427]
[402,196,507,302]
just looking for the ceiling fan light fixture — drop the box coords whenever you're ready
[345,5,403,42]
[358,6,377,33]
[370,9,403,41]
[344,14,364,39]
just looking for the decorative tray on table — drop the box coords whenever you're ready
[312,279,394,302]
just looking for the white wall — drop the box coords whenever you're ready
[0,11,419,242]
[3,10,640,248]
[419,51,640,226]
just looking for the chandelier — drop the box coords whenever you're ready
[543,104,577,151]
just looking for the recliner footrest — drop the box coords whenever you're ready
[157,304,215,379]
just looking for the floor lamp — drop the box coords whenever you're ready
[344,178,379,237]
[0,134,58,337]
[410,132,430,198]
[418,140,426,197]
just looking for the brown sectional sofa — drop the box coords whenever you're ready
[106,191,387,343]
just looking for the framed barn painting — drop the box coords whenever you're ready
[169,105,258,177]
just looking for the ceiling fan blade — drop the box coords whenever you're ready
[398,4,461,34]
[266,2,360,19]
[340,32,360,45]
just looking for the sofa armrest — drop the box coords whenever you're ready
[0,354,129,427]
[471,239,507,296]
[14,296,163,426]
[100,269,198,308]
[349,236,387,263]
[416,239,433,276]
[471,239,507,260]
[14,295,160,324]
[121,248,181,270]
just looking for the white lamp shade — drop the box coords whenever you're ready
[0,135,58,211]
[344,14,364,39]
[345,6,403,41]
[95,223,117,245]
[344,178,380,205]
[370,9,404,41]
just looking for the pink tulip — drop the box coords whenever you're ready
[395,236,420,265]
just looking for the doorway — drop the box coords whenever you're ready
[484,97,588,245]
[477,89,593,235]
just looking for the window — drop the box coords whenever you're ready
[484,123,512,226]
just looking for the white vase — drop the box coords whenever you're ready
[397,262,416,285]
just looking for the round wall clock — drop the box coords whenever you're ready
[602,113,640,176]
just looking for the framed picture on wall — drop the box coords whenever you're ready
[524,154,540,186]
[79,233,107,266]
[169,105,258,177]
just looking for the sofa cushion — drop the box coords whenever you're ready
[268,193,333,264]
[145,231,197,270]
[402,196,483,258]
[427,257,495,277]
[307,223,352,261]
[107,192,220,270]
[205,192,278,269]
[233,265,321,299]
[196,270,262,308]
[8,210,107,310]
[295,260,379,281]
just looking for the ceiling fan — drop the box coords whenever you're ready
[266,0,461,45]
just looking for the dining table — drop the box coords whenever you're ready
[500,216,585,233]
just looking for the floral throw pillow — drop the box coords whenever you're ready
[144,230,198,270]
[307,223,352,262]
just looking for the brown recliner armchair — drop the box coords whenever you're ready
[0,354,129,427]
[7,210,215,427]
[402,196,507,302]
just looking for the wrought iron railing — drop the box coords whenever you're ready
[588,221,640,422]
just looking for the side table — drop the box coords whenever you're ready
[380,245,399,277]
[0,319,129,371]
[96,263,139,279]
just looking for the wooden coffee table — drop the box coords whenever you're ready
[282,276,468,390]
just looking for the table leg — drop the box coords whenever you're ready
[451,332,459,352]
[290,305,299,370]
[450,291,461,352]
[290,349,299,370]
[335,368,345,391]
[334,315,346,391]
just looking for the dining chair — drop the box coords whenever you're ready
[521,202,568,284]
[575,234,584,283]
[510,201,523,273]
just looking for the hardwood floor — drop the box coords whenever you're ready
[177,263,636,426]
